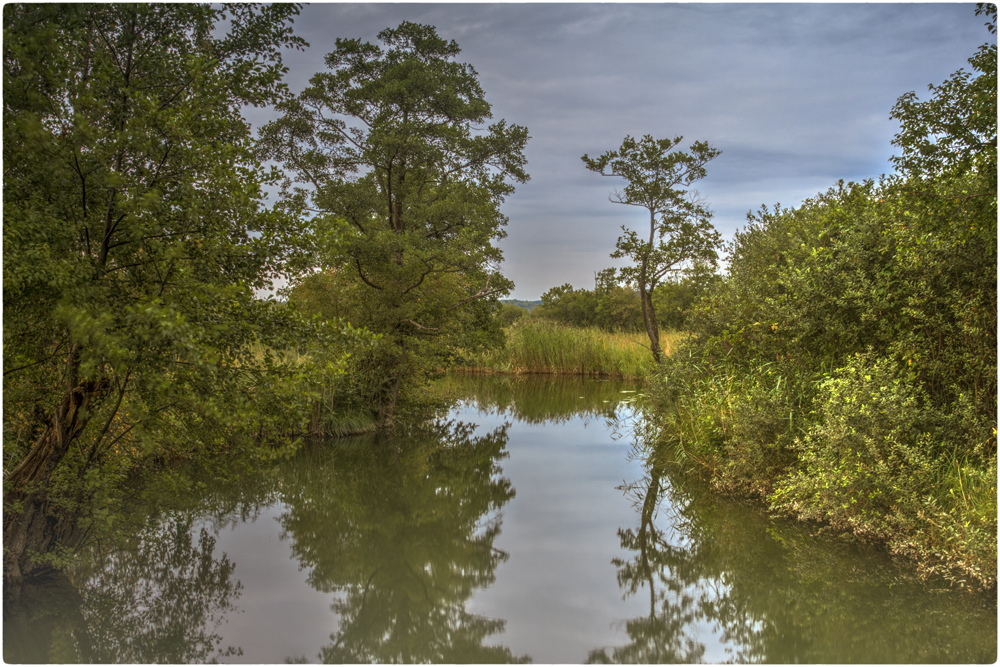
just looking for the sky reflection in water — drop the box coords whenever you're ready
[5,375,995,663]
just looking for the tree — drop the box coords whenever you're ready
[259,22,530,422]
[890,3,997,183]
[582,135,721,360]
[497,303,527,327]
[2,4,333,594]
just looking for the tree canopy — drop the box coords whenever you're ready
[2,3,356,593]
[260,21,530,421]
[582,135,721,360]
[890,3,997,182]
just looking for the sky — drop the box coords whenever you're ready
[243,3,992,300]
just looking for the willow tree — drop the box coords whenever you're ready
[259,22,529,422]
[582,135,721,360]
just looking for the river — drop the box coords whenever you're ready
[4,375,996,663]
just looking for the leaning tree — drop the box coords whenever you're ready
[582,135,721,360]
[2,3,318,594]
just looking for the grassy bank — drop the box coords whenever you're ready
[649,356,997,593]
[457,319,684,379]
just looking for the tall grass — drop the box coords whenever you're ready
[458,319,685,379]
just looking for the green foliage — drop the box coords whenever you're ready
[582,134,722,358]
[534,279,640,331]
[650,8,997,590]
[771,355,996,587]
[497,303,527,326]
[1,3,369,585]
[532,265,717,332]
[260,21,529,421]
[500,298,542,312]
[890,4,996,182]
[772,356,941,538]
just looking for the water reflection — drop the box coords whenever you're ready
[4,517,242,663]
[276,420,528,663]
[587,456,705,664]
[436,373,638,424]
[591,419,998,664]
[5,377,995,663]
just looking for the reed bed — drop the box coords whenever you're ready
[458,319,685,379]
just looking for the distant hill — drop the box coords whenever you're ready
[500,299,542,312]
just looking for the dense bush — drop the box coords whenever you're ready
[650,7,997,590]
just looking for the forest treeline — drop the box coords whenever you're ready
[2,2,995,596]
[506,265,716,332]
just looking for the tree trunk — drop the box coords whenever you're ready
[640,208,663,362]
[640,287,663,362]
[378,370,403,427]
[3,371,107,599]
[638,463,663,617]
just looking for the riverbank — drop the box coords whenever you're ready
[463,319,996,594]
[455,319,684,379]
[7,373,994,663]
[644,352,997,595]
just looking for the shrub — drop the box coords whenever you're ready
[770,355,939,540]
[498,303,527,326]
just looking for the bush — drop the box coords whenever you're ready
[645,7,996,590]
[769,354,996,589]
[715,373,806,498]
[498,303,527,326]
[770,355,939,540]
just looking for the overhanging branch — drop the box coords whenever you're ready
[355,258,383,290]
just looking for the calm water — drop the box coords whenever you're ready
[5,375,996,663]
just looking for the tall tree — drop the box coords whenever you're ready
[582,135,720,360]
[259,22,530,422]
[2,4,326,593]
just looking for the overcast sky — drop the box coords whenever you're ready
[244,3,992,300]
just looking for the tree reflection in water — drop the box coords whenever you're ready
[7,380,993,663]
[5,417,527,664]
[4,516,242,663]
[277,419,529,663]
[586,445,705,664]
[590,414,997,664]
